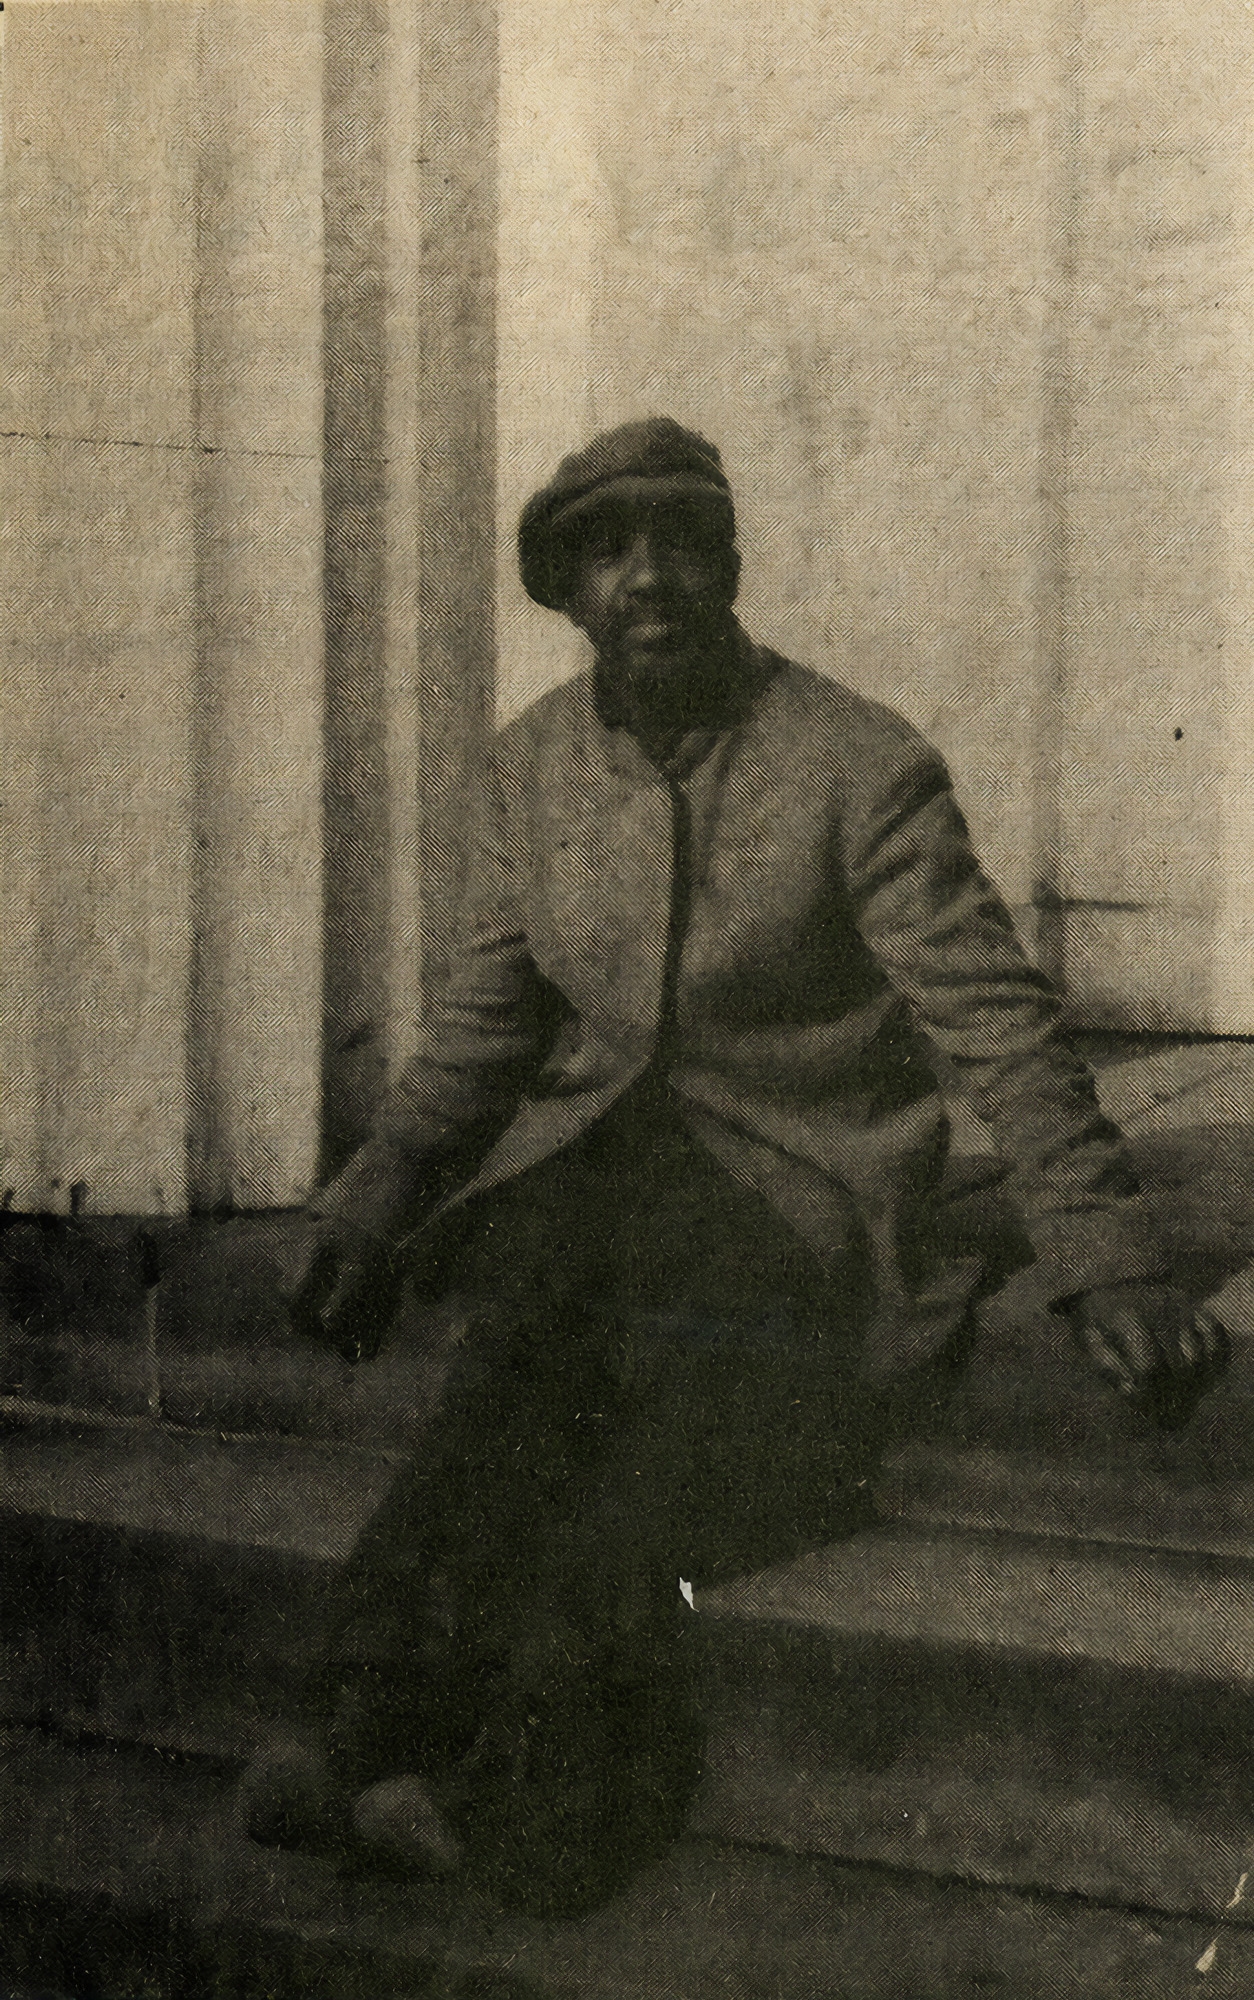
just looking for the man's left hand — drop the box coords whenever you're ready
[1069,1280,1229,1428]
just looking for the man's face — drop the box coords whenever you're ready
[563,496,739,694]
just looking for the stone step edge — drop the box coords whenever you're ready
[4,1705,246,1772]
[9,1536,1254,1802]
[0,1409,407,1561]
[0,1392,411,1459]
[19,1654,1254,1939]
[698,1524,1254,1686]
[9,1402,1254,1577]
[3,1723,1254,1970]
[694,1740,1254,1930]
[880,1438,1254,1562]
[15,1517,1254,1775]
[0,1331,450,1446]
[8,1422,1254,1690]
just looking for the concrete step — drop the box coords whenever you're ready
[0,1323,453,1443]
[0,1421,405,1754]
[4,1086,1253,1450]
[0,1210,467,1443]
[1,1728,1251,1999]
[6,1404,1254,1739]
[0,1421,399,1559]
[882,1436,1254,1557]
[6,1414,1254,1927]
[695,1529,1254,1919]
[705,1522,1254,1683]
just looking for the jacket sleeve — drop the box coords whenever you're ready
[842,745,1167,1302]
[313,746,552,1242]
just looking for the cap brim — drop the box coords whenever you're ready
[518,466,735,611]
[549,472,734,533]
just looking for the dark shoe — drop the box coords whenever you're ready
[349,1773,465,1875]
[238,1732,349,1852]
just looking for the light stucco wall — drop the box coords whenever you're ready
[2,0,1251,1213]
[1060,0,1254,1031]
[1,2,325,1214]
[0,0,495,1212]
[497,0,1254,1032]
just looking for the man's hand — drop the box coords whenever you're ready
[1069,1280,1229,1429]
[283,1215,405,1365]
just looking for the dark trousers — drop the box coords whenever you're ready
[315,1089,890,1916]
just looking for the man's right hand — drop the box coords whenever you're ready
[284,1215,405,1365]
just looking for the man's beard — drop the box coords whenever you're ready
[594,611,739,734]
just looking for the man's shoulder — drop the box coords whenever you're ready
[491,650,947,791]
[495,670,595,757]
[754,652,945,780]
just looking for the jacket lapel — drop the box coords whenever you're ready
[535,678,676,1044]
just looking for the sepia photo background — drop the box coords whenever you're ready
[2,0,1251,1221]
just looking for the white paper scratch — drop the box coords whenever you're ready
[679,1577,695,1610]
[1196,1868,1248,1975]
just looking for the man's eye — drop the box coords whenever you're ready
[583,530,629,564]
[656,505,721,556]
[654,507,690,545]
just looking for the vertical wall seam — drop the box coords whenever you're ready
[379,0,425,1081]
[184,2,222,1212]
[320,0,499,1177]
[1030,0,1085,990]
[320,0,392,1178]
[413,0,498,980]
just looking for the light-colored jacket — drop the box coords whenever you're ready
[319,637,1161,1373]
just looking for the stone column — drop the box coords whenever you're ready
[188,3,326,1209]
[0,3,204,1215]
[320,0,497,1172]
[0,0,499,1210]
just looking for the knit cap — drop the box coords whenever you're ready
[517,417,735,610]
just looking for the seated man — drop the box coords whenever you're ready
[245,417,1226,1917]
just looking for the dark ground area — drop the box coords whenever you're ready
[2,1037,1253,1998]
[1,1852,1251,2000]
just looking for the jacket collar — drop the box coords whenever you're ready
[589,626,780,781]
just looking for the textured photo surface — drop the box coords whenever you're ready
[2,4,1253,1996]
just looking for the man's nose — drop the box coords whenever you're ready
[621,531,665,589]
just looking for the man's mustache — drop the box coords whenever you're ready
[608,591,721,634]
